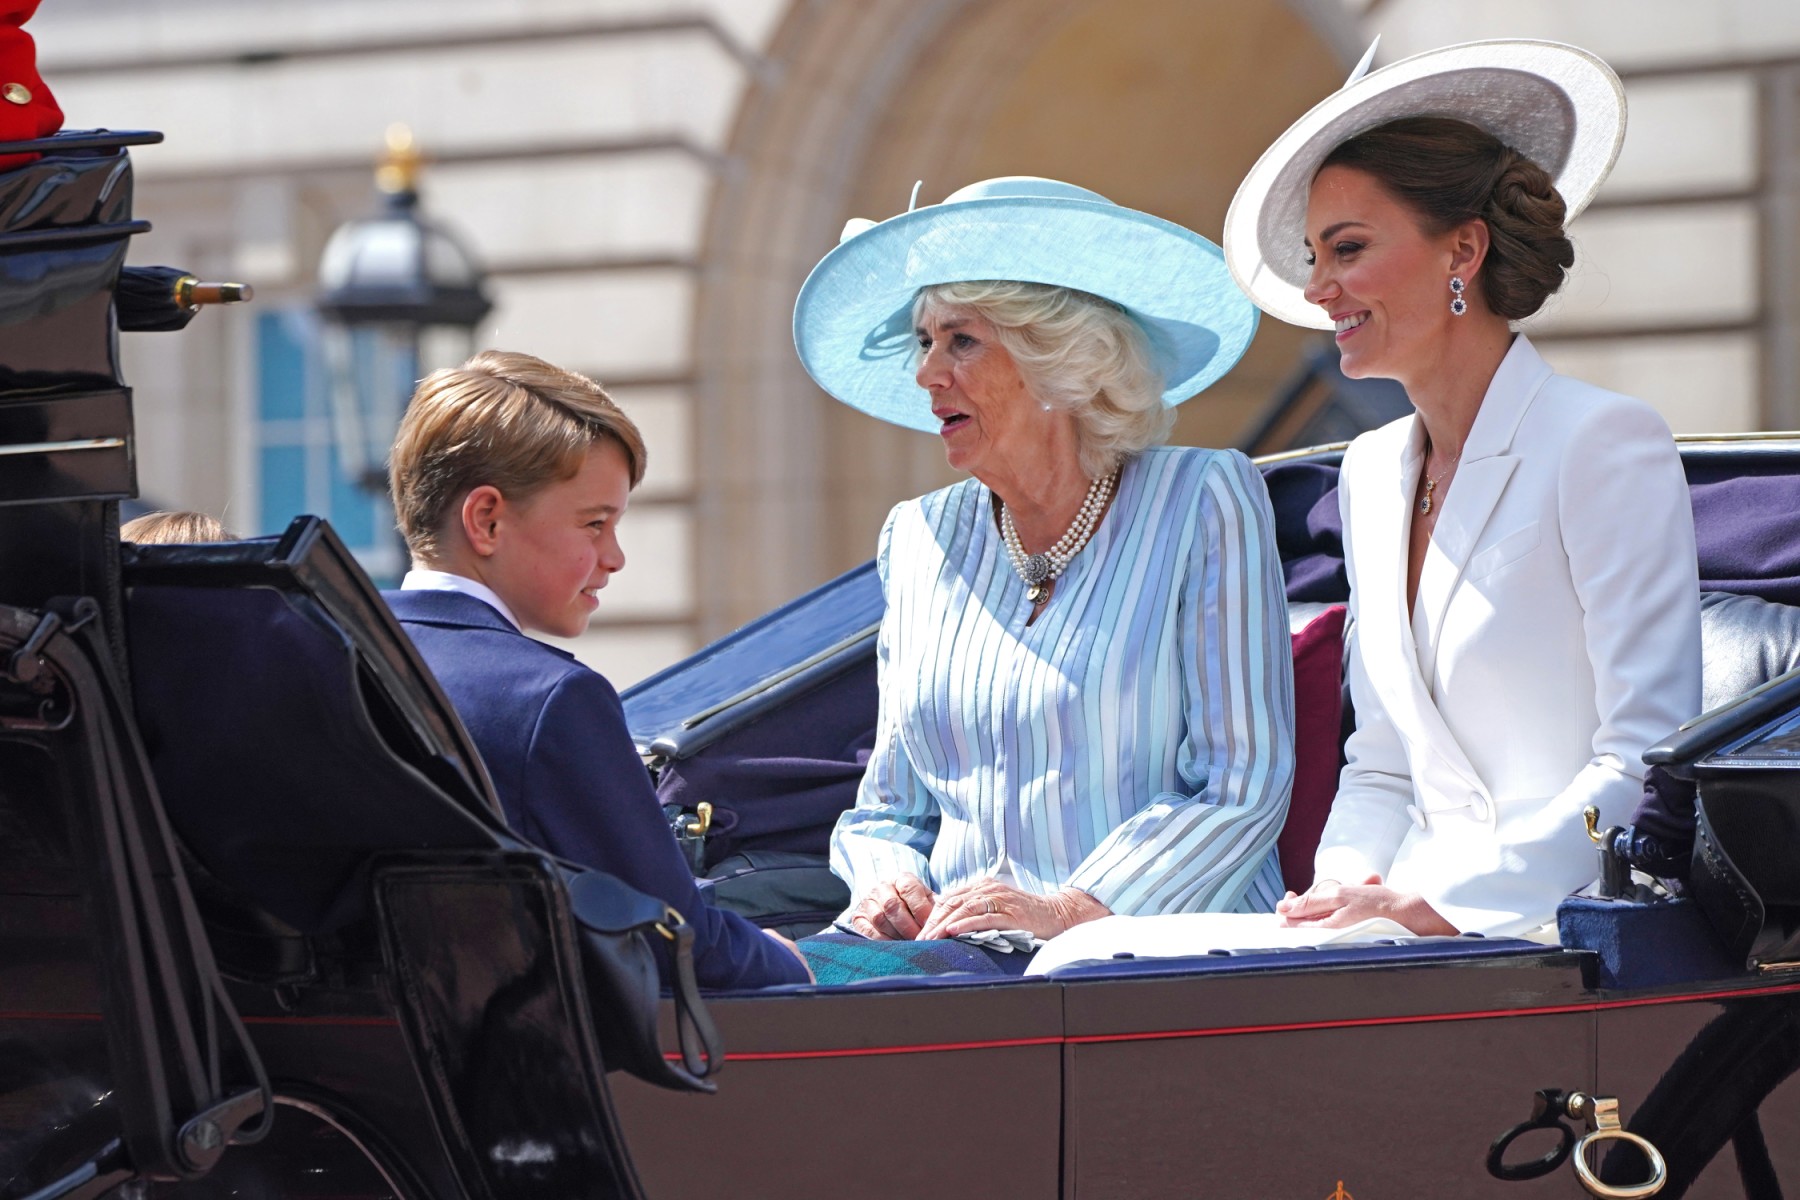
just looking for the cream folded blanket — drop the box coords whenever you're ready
[1024,913,1417,977]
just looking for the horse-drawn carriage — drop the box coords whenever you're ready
[4,128,1798,1200]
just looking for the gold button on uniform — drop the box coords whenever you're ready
[2,83,31,106]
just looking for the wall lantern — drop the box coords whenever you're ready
[314,125,492,498]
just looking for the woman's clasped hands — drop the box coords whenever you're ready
[848,872,1110,941]
[1274,874,1457,936]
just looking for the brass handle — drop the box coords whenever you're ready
[685,800,713,837]
[173,276,255,308]
[1568,1094,1667,1198]
[1584,805,1604,844]
[1494,1090,1667,1197]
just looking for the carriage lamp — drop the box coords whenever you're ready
[314,125,492,496]
[116,267,254,332]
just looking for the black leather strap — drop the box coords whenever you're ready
[561,865,723,1092]
[661,913,723,1083]
[1486,1089,1575,1182]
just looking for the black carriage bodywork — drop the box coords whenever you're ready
[0,132,656,1200]
[608,441,1800,1199]
[2,130,1800,1200]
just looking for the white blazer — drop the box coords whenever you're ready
[1314,336,1701,939]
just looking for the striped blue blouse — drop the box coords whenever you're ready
[830,446,1296,918]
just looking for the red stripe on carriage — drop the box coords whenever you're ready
[662,979,1800,1061]
[10,980,1800,1059]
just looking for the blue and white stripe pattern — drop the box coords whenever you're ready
[830,446,1296,919]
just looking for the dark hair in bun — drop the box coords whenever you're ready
[1320,116,1575,320]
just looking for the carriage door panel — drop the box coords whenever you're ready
[613,981,1065,1200]
[1594,989,1800,1198]
[1060,949,1594,1198]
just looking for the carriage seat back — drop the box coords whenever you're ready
[125,518,506,935]
[1698,590,1800,712]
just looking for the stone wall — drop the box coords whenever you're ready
[32,0,1796,680]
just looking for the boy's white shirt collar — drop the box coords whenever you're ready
[400,568,522,632]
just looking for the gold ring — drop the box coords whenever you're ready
[1572,1129,1666,1198]
[983,897,994,916]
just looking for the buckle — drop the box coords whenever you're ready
[655,905,687,942]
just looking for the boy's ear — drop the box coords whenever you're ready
[460,486,506,558]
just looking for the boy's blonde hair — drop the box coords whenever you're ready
[121,510,234,544]
[389,350,646,562]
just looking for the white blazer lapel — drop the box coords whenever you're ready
[1411,457,1518,680]
[1412,338,1554,680]
[1349,417,1422,691]
[1348,422,1487,802]
[1349,339,1557,813]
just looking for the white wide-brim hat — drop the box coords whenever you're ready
[793,176,1260,433]
[1224,39,1627,331]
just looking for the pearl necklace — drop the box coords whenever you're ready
[1000,471,1117,604]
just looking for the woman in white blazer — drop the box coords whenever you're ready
[1223,42,1702,941]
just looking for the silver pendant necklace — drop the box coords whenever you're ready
[1000,471,1117,604]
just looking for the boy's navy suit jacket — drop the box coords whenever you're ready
[384,588,808,990]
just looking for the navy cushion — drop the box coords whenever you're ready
[1556,895,1740,990]
[1263,461,1347,603]
[1688,469,1800,604]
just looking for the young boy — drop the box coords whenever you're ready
[121,509,234,544]
[384,350,809,989]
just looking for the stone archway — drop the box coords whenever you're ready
[693,0,1354,637]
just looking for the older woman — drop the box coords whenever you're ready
[792,177,1295,960]
[1215,42,1702,941]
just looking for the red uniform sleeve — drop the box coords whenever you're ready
[0,1,63,172]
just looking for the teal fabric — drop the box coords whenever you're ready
[792,176,1258,431]
[798,933,1029,985]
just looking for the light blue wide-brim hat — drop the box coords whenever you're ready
[792,176,1260,433]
